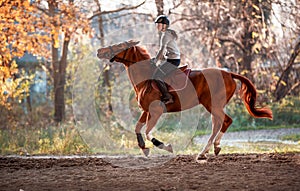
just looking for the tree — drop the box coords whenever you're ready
[35,0,91,122]
[169,0,299,101]
[90,0,146,115]
[273,0,300,100]
[0,0,50,108]
[274,39,300,100]
[1,0,92,122]
[172,0,274,81]
[155,0,164,15]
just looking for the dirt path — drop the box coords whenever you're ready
[0,153,299,191]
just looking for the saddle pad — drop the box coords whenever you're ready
[151,66,191,92]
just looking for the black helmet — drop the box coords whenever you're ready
[154,15,169,25]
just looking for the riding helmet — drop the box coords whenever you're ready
[154,15,170,25]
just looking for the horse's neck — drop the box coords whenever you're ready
[126,60,154,88]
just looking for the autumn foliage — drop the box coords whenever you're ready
[0,0,91,111]
[0,0,47,106]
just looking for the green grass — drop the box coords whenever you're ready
[280,134,300,142]
[0,125,91,156]
[194,125,300,137]
[181,141,300,155]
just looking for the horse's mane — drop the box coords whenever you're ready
[127,46,151,62]
[124,46,153,94]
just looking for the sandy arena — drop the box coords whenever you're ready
[0,153,299,190]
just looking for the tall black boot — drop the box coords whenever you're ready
[155,80,173,104]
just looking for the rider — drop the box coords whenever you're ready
[152,15,181,104]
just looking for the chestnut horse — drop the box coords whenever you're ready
[97,41,273,160]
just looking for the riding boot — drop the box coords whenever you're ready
[155,80,173,104]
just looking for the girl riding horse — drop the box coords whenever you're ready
[97,40,273,160]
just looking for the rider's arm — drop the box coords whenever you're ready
[154,32,173,63]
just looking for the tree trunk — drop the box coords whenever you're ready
[48,1,61,122]
[240,3,256,81]
[48,0,71,122]
[274,39,300,101]
[95,0,113,113]
[54,36,70,122]
[155,0,164,15]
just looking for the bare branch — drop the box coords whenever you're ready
[287,81,300,95]
[209,3,221,53]
[35,5,50,15]
[89,1,146,20]
[170,0,184,11]
[101,12,153,22]
[217,36,246,53]
[275,39,300,100]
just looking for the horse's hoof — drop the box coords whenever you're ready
[196,158,208,164]
[214,147,221,156]
[164,144,173,153]
[196,154,207,161]
[142,148,150,157]
[158,144,173,153]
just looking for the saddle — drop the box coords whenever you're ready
[152,64,191,92]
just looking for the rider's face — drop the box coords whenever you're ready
[156,23,166,32]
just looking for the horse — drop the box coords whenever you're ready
[97,40,273,160]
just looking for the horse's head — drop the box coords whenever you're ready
[98,40,154,84]
[97,40,141,62]
[111,45,151,67]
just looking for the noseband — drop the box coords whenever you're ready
[110,48,135,64]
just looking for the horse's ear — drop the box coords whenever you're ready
[127,40,140,47]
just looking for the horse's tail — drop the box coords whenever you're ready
[231,73,273,120]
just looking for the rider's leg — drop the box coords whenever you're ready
[155,80,173,104]
[153,62,174,104]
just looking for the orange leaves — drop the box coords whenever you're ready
[0,0,50,107]
[51,27,60,48]
[1,0,92,107]
[0,60,20,108]
[1,0,43,59]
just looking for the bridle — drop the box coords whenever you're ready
[109,48,136,64]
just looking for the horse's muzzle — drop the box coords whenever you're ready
[109,56,116,62]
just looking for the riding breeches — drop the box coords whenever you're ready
[153,59,181,79]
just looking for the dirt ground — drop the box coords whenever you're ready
[0,153,299,191]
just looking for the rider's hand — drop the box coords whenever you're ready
[150,58,157,65]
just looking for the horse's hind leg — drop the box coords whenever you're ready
[197,112,222,160]
[213,114,232,156]
[197,107,232,159]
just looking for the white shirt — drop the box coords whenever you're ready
[155,29,180,61]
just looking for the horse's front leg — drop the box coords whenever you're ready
[135,111,150,156]
[145,101,173,153]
